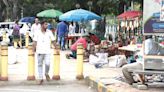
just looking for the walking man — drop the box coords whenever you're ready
[33,20,56,84]
[56,21,68,50]
[31,18,41,40]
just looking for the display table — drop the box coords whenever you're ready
[68,33,89,37]
[118,44,142,57]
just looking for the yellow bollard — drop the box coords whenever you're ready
[14,41,17,48]
[76,43,84,80]
[0,43,8,81]
[25,32,29,48]
[0,45,1,77]
[2,32,6,42]
[52,44,60,80]
[97,82,103,92]
[27,44,35,80]
[69,38,72,48]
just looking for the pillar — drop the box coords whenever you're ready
[76,43,84,80]
[0,45,1,77]
[2,32,6,42]
[27,44,35,80]
[25,32,29,48]
[0,43,8,81]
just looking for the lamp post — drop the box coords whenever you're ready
[87,1,93,11]
[21,6,23,18]
[131,0,134,10]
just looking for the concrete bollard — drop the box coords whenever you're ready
[13,35,17,48]
[0,43,8,81]
[76,43,84,80]
[52,44,60,80]
[97,82,103,92]
[27,44,35,80]
[14,41,17,48]
[69,38,72,48]
[25,32,29,48]
[2,32,6,42]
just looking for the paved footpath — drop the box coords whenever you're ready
[2,47,95,92]
[2,47,164,92]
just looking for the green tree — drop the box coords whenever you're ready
[0,0,143,22]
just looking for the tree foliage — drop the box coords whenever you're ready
[0,0,143,21]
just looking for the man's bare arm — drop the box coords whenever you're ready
[52,40,57,49]
[33,41,37,52]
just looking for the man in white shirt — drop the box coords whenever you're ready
[33,20,56,85]
[31,18,41,40]
[122,36,164,85]
[145,36,164,55]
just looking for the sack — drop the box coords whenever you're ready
[108,55,127,68]
[89,53,108,65]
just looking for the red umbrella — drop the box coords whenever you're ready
[117,11,142,19]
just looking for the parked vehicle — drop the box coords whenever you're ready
[0,22,31,46]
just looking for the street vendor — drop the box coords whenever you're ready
[66,36,89,59]
[122,35,164,85]
[88,32,101,45]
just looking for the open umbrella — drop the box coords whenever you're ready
[19,17,35,23]
[117,11,142,19]
[59,9,101,22]
[37,9,63,18]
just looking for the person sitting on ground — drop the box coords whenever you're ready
[122,35,164,85]
[88,32,101,45]
[66,36,89,59]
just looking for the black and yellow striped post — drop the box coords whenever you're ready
[52,44,60,80]
[25,32,29,48]
[0,43,8,81]
[76,43,84,80]
[27,44,35,80]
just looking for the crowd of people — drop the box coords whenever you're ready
[11,17,164,86]
[12,18,100,84]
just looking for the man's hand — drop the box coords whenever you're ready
[52,41,57,49]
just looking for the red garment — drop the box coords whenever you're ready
[90,35,100,45]
[71,37,87,51]
[161,41,164,45]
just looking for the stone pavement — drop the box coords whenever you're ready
[3,47,164,92]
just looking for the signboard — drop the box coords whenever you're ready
[143,0,164,35]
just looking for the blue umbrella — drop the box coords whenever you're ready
[59,9,101,22]
[19,17,35,23]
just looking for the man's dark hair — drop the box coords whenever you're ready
[88,32,94,36]
[40,20,47,25]
[15,20,19,24]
